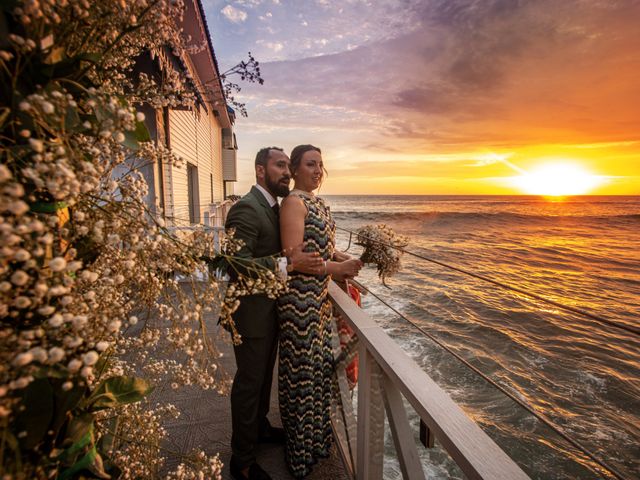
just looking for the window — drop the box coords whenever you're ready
[187,163,200,224]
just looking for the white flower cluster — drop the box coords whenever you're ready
[216,232,288,345]
[95,401,180,479]
[166,451,223,480]
[0,0,233,477]
[356,224,409,287]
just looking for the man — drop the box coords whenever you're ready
[225,147,323,480]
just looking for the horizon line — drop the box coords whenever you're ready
[317,193,640,197]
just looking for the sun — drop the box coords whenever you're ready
[511,163,604,196]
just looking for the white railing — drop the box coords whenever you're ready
[164,198,235,254]
[204,199,234,228]
[166,224,225,255]
[329,282,530,480]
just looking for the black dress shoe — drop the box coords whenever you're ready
[230,460,272,480]
[258,425,286,444]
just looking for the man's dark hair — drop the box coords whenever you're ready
[255,146,284,167]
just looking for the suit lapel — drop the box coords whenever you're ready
[250,186,278,230]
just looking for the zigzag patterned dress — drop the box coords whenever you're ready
[278,191,335,478]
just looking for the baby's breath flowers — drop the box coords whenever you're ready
[356,224,409,287]
[166,451,223,480]
[0,0,249,478]
[203,230,287,345]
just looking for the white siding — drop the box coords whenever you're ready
[222,149,237,181]
[196,106,211,218]
[168,109,196,225]
[168,106,224,225]
[209,110,224,203]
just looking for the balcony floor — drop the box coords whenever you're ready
[155,326,351,479]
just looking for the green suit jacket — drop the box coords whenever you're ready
[225,186,281,338]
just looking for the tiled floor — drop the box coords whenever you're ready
[155,326,350,480]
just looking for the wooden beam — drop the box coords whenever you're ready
[420,419,435,449]
[330,319,358,478]
[382,373,426,480]
[356,348,385,480]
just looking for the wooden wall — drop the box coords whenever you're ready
[167,105,224,225]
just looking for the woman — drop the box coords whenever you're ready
[278,144,362,478]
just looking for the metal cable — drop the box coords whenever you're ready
[335,225,639,337]
[162,211,630,477]
[356,282,628,480]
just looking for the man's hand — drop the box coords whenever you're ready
[285,243,324,275]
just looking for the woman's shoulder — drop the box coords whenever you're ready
[281,192,305,207]
[285,190,319,206]
[280,192,308,216]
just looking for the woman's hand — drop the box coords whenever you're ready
[332,251,352,262]
[333,258,363,281]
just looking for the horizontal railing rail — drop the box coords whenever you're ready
[205,199,235,227]
[166,224,225,256]
[328,281,530,480]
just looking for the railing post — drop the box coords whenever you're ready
[382,374,426,479]
[419,419,435,449]
[215,205,223,227]
[329,320,358,477]
[213,228,220,253]
[356,346,384,480]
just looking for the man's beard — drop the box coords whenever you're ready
[266,174,290,197]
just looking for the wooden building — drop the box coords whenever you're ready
[135,0,237,227]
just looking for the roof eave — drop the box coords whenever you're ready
[181,0,232,127]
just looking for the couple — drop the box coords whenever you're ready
[225,145,363,480]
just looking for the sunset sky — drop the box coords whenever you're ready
[204,0,640,195]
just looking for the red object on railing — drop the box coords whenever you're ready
[336,282,360,388]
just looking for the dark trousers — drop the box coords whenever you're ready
[230,325,278,468]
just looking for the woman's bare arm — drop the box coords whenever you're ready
[279,195,323,274]
[279,195,307,252]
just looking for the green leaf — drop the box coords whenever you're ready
[39,51,101,82]
[60,423,92,461]
[78,113,96,131]
[64,104,82,133]
[96,416,118,457]
[59,445,110,480]
[29,200,68,213]
[13,377,54,449]
[93,352,110,378]
[88,449,111,479]
[33,364,68,379]
[134,119,151,142]
[51,380,87,438]
[122,120,151,150]
[85,376,153,411]
[76,52,101,64]
[59,412,93,449]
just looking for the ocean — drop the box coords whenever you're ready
[323,195,640,480]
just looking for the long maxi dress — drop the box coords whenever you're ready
[277,190,336,478]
